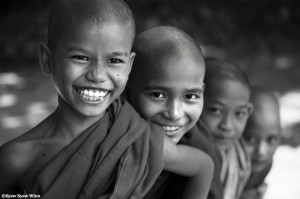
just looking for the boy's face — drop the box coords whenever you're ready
[243,99,281,172]
[42,21,135,117]
[129,56,205,143]
[201,78,252,151]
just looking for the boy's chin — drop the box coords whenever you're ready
[252,158,271,172]
[252,162,268,172]
[216,141,234,152]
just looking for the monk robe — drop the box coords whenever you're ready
[144,119,224,199]
[21,98,164,199]
[241,161,272,198]
[220,138,251,199]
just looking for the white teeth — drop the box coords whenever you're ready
[163,126,180,132]
[77,88,109,101]
[94,91,100,97]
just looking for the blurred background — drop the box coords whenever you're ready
[0,0,300,198]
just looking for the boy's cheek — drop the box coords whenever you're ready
[135,97,156,118]
[245,145,255,155]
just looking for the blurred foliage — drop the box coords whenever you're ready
[0,0,300,91]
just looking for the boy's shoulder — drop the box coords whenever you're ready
[0,112,59,188]
[0,134,40,192]
[0,137,32,176]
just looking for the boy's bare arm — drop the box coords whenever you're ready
[163,135,212,176]
[164,136,214,199]
[163,135,214,199]
[182,153,214,199]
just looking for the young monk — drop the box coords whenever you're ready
[240,88,281,199]
[200,58,253,199]
[0,1,214,198]
[126,26,221,199]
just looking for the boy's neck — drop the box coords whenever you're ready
[56,96,104,138]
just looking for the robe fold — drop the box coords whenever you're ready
[241,161,272,198]
[25,99,164,199]
[220,138,251,199]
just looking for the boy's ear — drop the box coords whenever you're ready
[38,42,52,75]
[247,102,254,117]
[127,51,136,74]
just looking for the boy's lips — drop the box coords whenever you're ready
[75,87,110,103]
[214,134,234,145]
[163,125,182,136]
[252,157,269,164]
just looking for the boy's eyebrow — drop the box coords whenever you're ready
[238,104,251,109]
[144,85,168,91]
[111,51,129,56]
[144,86,204,92]
[68,46,92,54]
[68,47,128,56]
[208,100,249,108]
[185,88,205,93]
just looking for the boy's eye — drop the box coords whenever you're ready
[208,107,222,115]
[244,136,256,145]
[267,136,279,145]
[108,58,123,64]
[236,110,247,118]
[71,55,90,62]
[150,92,165,99]
[185,94,199,100]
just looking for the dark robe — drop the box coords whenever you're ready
[242,161,272,198]
[144,119,224,199]
[23,99,164,199]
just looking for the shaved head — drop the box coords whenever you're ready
[129,26,205,86]
[204,58,250,96]
[244,87,281,172]
[248,88,280,130]
[127,26,206,143]
[47,0,135,49]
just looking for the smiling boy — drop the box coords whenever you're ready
[0,1,214,198]
[127,26,222,199]
[0,0,140,197]
[241,88,281,199]
[200,58,253,199]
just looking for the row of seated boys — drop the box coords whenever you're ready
[0,0,281,199]
[202,58,281,199]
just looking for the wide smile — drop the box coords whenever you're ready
[75,87,110,103]
[163,125,182,136]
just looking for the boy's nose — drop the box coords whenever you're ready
[256,141,268,157]
[85,63,107,83]
[163,100,184,120]
[219,114,233,132]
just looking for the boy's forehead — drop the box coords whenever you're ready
[142,54,205,82]
[205,58,249,90]
[48,0,134,47]
[52,0,131,21]
[249,93,281,129]
[204,78,251,109]
[130,26,205,88]
[206,77,250,97]
[137,42,205,79]
[246,119,281,136]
